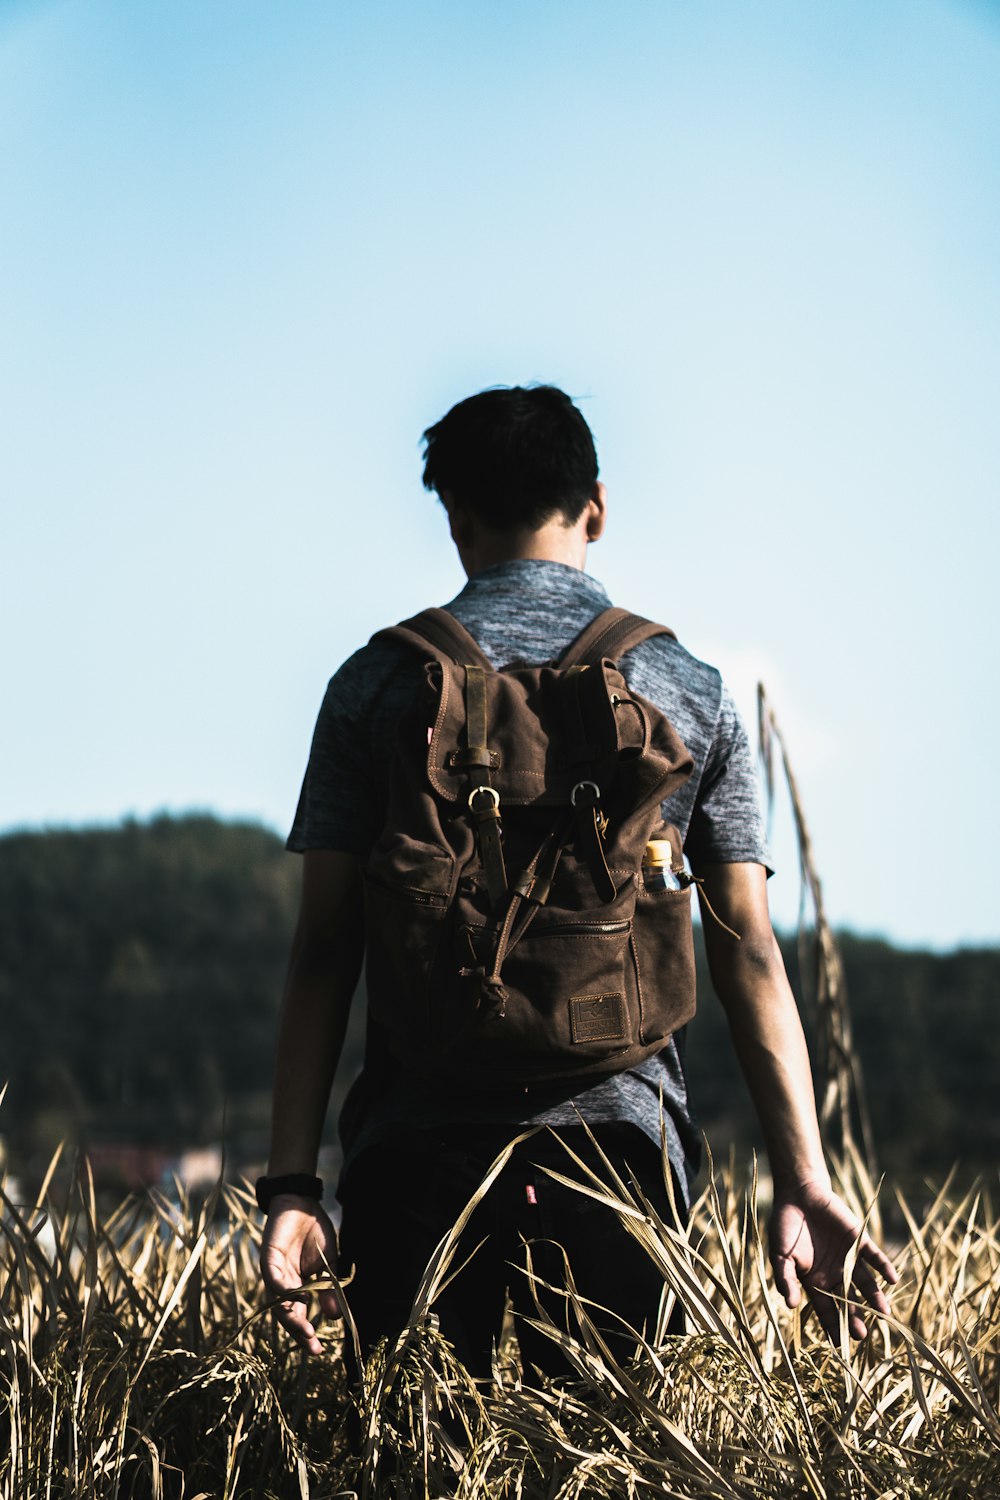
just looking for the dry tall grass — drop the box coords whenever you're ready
[758,685,877,1181]
[2,1141,998,1498]
[4,692,997,1496]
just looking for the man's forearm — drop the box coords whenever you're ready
[698,864,829,1191]
[267,852,366,1177]
[266,934,360,1175]
[709,930,830,1191]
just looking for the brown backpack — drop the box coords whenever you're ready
[363,605,698,1086]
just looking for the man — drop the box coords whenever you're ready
[259,385,897,1373]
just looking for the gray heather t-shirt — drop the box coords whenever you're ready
[288,560,770,1207]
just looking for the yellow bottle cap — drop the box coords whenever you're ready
[643,840,674,868]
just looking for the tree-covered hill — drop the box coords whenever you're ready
[0,815,995,1188]
[684,930,1000,1187]
[0,817,300,1176]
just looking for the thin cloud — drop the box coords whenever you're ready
[698,645,833,775]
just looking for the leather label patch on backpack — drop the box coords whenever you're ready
[570,993,626,1044]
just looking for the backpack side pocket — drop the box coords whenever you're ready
[630,882,697,1044]
[363,842,454,1056]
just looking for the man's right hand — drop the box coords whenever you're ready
[260,1196,343,1356]
[262,852,364,1355]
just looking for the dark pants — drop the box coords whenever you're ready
[337,1122,685,1380]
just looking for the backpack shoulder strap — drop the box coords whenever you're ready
[372,606,494,669]
[558,606,676,668]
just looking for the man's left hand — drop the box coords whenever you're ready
[769,1180,899,1342]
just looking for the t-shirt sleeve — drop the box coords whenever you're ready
[286,653,382,857]
[683,686,773,873]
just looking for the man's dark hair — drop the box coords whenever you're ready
[421,385,599,531]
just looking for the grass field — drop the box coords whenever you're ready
[4,715,997,1497]
[2,1139,998,1499]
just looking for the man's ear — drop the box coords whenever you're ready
[584,482,607,544]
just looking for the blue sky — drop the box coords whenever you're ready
[2,0,998,947]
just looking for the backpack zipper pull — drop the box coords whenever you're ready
[459,963,509,1018]
[480,972,508,1018]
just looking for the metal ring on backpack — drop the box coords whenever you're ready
[570,780,601,806]
[468,785,501,812]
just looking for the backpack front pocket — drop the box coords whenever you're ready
[451,916,640,1080]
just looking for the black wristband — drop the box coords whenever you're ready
[254,1173,323,1212]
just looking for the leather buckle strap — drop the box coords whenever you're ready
[462,666,508,909]
[464,665,489,752]
[571,780,617,902]
[468,786,507,909]
[447,746,501,770]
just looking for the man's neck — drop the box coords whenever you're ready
[467,528,590,573]
[446,484,606,578]
[458,516,589,577]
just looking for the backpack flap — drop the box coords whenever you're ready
[426,658,691,812]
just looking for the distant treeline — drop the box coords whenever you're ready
[0,815,995,1187]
